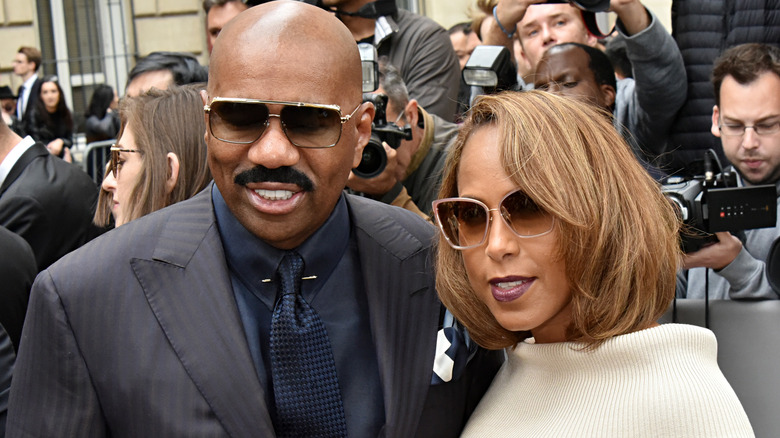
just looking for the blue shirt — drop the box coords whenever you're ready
[212,185,384,437]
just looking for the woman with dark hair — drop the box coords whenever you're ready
[93,84,211,228]
[432,91,754,437]
[85,84,119,143]
[26,76,74,161]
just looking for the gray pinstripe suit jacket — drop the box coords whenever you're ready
[6,186,500,437]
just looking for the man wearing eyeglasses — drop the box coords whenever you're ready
[6,2,501,436]
[680,43,780,300]
[346,60,459,218]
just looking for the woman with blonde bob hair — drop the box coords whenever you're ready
[94,84,211,227]
[433,91,753,436]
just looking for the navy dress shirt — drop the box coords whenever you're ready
[212,186,384,437]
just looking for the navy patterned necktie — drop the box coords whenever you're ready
[269,252,348,438]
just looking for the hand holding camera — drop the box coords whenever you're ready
[347,141,401,195]
[682,231,744,271]
[351,93,412,179]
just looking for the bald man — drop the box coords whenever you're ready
[6,2,501,436]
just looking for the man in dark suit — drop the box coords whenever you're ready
[0,226,36,436]
[0,225,36,353]
[12,47,43,134]
[0,117,99,271]
[6,3,501,437]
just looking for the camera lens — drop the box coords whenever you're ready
[353,135,387,179]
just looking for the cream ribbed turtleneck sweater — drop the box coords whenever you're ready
[462,324,754,437]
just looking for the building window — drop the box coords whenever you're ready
[36,0,132,133]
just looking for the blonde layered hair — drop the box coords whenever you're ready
[436,91,681,349]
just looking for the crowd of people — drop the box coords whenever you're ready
[0,0,778,436]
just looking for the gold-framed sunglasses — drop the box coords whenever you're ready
[432,189,555,250]
[109,146,143,178]
[204,97,360,148]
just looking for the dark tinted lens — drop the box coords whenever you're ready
[500,191,551,236]
[210,101,269,143]
[281,105,341,147]
[436,200,488,248]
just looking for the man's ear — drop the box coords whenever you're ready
[165,152,180,195]
[711,105,722,138]
[353,101,375,168]
[586,32,599,49]
[405,99,419,127]
[200,90,211,143]
[599,84,616,109]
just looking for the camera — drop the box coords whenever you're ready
[353,93,412,179]
[462,45,518,91]
[546,0,610,12]
[662,151,776,253]
[545,1,614,37]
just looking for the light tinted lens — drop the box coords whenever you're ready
[110,149,118,178]
[500,191,551,236]
[280,105,342,148]
[756,122,780,135]
[435,200,489,248]
[209,101,270,144]
[720,124,743,136]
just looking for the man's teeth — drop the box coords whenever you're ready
[496,280,528,289]
[254,189,294,201]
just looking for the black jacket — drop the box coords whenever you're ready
[0,142,100,270]
[667,0,780,176]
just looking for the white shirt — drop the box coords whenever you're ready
[0,136,36,188]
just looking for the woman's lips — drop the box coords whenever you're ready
[490,276,534,302]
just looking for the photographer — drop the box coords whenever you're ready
[347,61,459,217]
[533,42,664,179]
[319,0,460,122]
[679,43,780,300]
[482,0,686,166]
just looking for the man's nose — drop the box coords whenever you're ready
[246,117,301,168]
[742,127,760,150]
[541,25,554,44]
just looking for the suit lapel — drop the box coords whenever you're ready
[348,196,440,438]
[131,189,274,437]
[0,142,47,196]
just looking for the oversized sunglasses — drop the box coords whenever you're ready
[432,189,555,250]
[109,146,143,179]
[204,97,360,148]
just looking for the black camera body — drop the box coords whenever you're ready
[545,0,610,12]
[663,171,776,253]
[353,93,412,179]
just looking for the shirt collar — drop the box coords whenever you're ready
[212,184,352,306]
[374,14,398,46]
[22,74,38,90]
[0,136,36,187]
[730,166,780,196]
[404,107,434,179]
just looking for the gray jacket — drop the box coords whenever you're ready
[612,9,687,174]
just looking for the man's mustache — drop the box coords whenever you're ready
[234,166,314,192]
